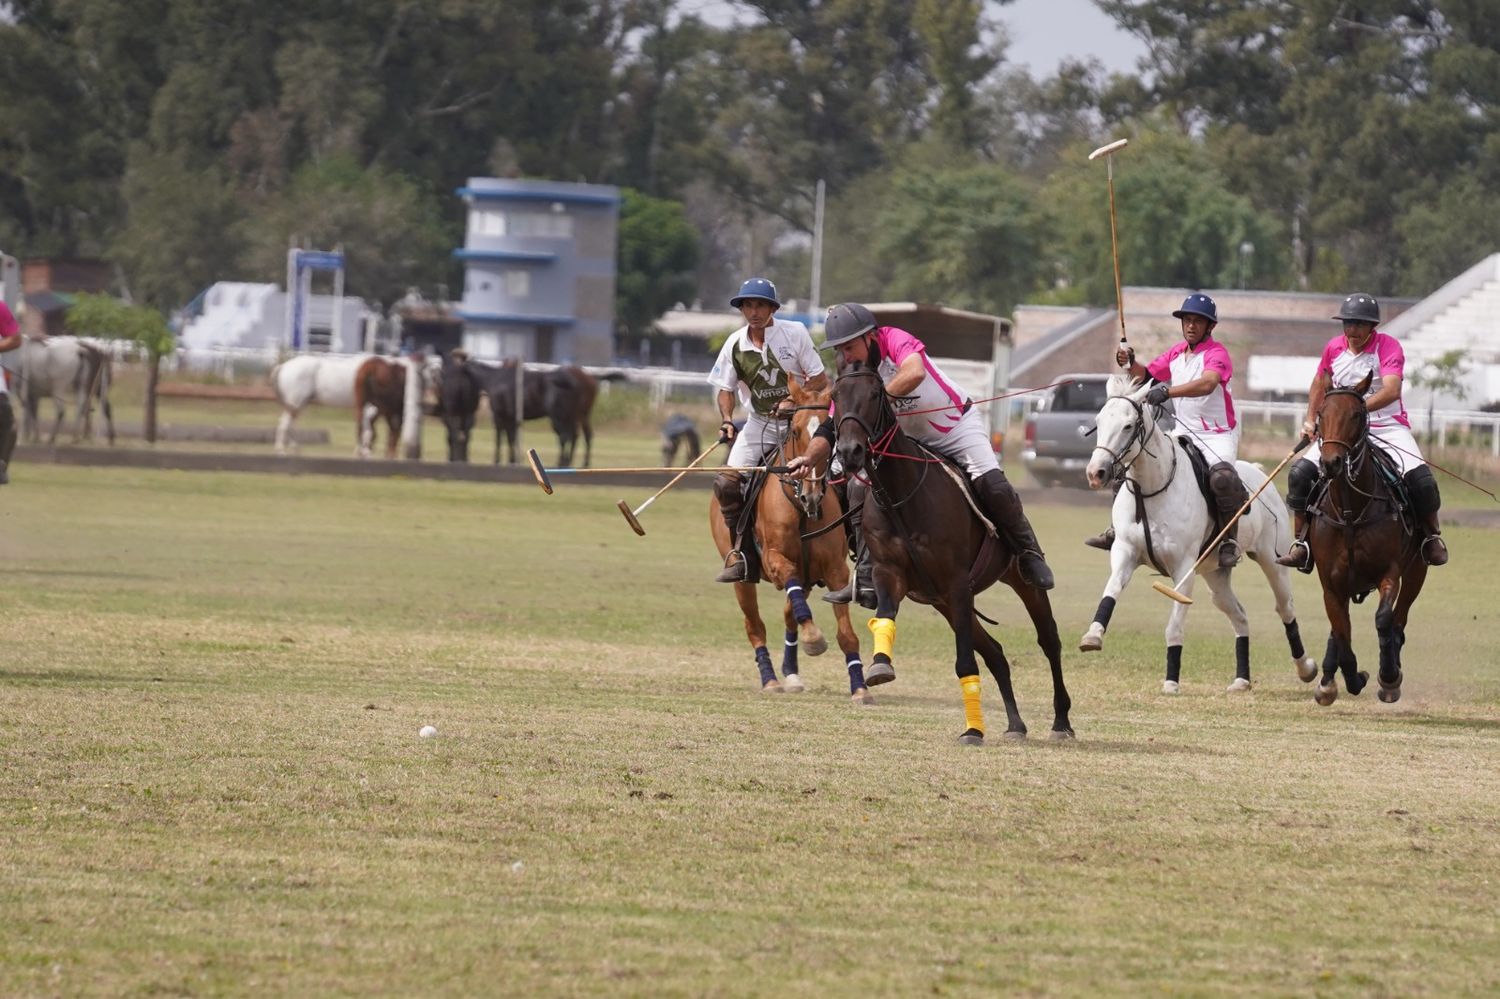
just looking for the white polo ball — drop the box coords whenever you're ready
[419,725,437,739]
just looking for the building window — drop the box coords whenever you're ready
[502,270,530,297]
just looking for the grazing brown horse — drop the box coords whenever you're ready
[833,364,1073,743]
[354,356,424,459]
[474,361,616,468]
[710,381,870,702]
[1306,373,1428,706]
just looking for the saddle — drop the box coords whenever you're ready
[731,469,774,585]
[1176,437,1217,515]
[1307,442,1414,532]
[905,440,1010,596]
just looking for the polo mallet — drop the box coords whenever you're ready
[1151,438,1311,604]
[527,448,788,495]
[616,439,724,535]
[1088,137,1131,364]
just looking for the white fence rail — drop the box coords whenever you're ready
[1238,399,1500,455]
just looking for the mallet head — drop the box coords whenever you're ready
[1088,138,1129,161]
[526,448,554,495]
[616,499,646,536]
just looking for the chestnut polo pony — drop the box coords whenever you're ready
[1305,372,1429,706]
[832,363,1073,744]
[710,380,871,702]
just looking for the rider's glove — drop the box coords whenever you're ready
[718,420,736,444]
[1145,383,1170,407]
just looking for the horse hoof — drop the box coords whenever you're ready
[1377,686,1401,704]
[1226,677,1252,693]
[865,662,896,686]
[1003,729,1027,741]
[1078,630,1103,653]
[1048,728,1076,741]
[781,673,806,694]
[761,679,784,694]
[1314,682,1337,706]
[850,688,874,706]
[1161,680,1180,695]
[957,729,984,746]
[1295,657,1318,683]
[1346,670,1369,696]
[800,634,828,657]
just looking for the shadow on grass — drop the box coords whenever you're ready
[12,567,158,581]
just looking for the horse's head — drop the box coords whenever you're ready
[1316,371,1373,478]
[831,362,890,475]
[785,378,833,518]
[1085,373,1154,489]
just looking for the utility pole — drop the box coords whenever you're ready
[809,179,825,331]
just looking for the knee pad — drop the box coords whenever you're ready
[1403,465,1440,515]
[1286,460,1319,512]
[713,474,743,505]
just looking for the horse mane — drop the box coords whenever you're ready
[1107,371,1146,398]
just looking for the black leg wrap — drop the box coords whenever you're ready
[1284,620,1305,660]
[1093,596,1116,630]
[1166,645,1183,683]
[1235,635,1250,680]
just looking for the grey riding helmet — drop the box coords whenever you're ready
[821,302,878,350]
[1334,292,1380,324]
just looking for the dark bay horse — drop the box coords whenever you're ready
[833,364,1073,743]
[435,349,482,462]
[710,380,869,701]
[1306,372,1427,705]
[472,360,616,467]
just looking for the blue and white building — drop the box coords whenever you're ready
[455,177,620,365]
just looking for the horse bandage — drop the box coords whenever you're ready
[868,617,897,659]
[960,675,984,734]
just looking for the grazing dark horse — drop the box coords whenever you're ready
[833,364,1073,743]
[472,360,615,468]
[436,349,482,462]
[353,356,426,459]
[1306,372,1428,706]
[709,380,870,702]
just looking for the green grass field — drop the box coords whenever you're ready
[3,462,1499,994]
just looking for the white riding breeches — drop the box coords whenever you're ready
[912,408,1000,479]
[1300,422,1425,478]
[726,413,787,469]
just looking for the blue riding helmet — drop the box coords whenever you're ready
[1172,293,1218,324]
[730,277,780,309]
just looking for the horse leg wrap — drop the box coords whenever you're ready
[868,617,897,664]
[754,646,776,687]
[1166,645,1183,684]
[845,651,866,692]
[1284,620,1305,660]
[785,578,812,623]
[782,629,799,677]
[960,674,984,735]
[1093,596,1116,630]
[1235,635,1250,681]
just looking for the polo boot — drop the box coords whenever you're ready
[1405,466,1448,566]
[714,474,752,582]
[975,469,1054,590]
[1208,462,1248,568]
[1275,459,1319,573]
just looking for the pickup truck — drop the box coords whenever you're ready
[1020,374,1113,488]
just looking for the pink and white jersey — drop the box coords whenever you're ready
[871,326,968,437]
[1317,331,1410,429]
[1146,337,1237,435]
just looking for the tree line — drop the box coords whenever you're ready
[2,0,1496,335]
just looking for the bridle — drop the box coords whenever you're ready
[776,402,831,519]
[833,368,898,470]
[1092,395,1171,492]
[1316,387,1378,501]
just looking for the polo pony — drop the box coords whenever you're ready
[1305,372,1428,705]
[710,380,870,702]
[831,364,1073,743]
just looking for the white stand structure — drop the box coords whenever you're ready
[285,248,347,352]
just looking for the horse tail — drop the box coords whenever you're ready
[269,360,289,406]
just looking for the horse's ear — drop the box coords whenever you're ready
[1106,372,1142,399]
[1354,370,1374,395]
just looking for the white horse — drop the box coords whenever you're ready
[270,354,434,458]
[15,336,116,445]
[1077,373,1318,693]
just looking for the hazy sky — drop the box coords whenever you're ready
[684,0,1148,79]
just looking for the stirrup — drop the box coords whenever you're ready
[1422,535,1448,567]
[1083,528,1114,551]
[715,550,749,583]
[1275,540,1312,573]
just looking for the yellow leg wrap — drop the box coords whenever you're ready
[868,617,896,660]
[960,675,984,734]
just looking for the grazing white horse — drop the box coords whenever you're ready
[1077,374,1318,693]
[16,336,116,445]
[270,354,432,458]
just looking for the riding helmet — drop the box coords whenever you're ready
[1171,292,1218,324]
[730,277,780,309]
[821,302,878,349]
[1333,292,1380,324]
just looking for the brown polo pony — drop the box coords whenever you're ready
[832,364,1073,743]
[1306,373,1427,705]
[354,356,424,459]
[710,381,870,702]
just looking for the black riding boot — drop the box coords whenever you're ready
[823,527,876,609]
[975,469,1054,590]
[1208,461,1249,568]
[1275,459,1318,572]
[713,473,756,582]
[1405,465,1448,566]
[1084,479,1124,550]
[0,394,15,485]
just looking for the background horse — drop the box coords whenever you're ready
[709,381,869,701]
[1080,374,1317,692]
[1306,374,1427,705]
[832,364,1072,744]
[16,336,116,445]
[271,354,429,458]
[473,360,617,467]
[354,355,429,459]
[435,349,482,462]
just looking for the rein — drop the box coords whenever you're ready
[1095,396,1177,575]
